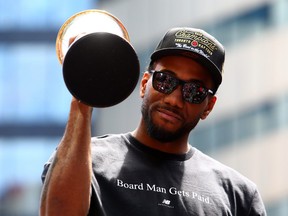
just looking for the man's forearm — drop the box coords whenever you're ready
[40,99,93,216]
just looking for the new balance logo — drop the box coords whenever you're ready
[158,199,174,208]
[162,199,171,205]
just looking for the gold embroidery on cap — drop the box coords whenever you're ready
[174,30,218,56]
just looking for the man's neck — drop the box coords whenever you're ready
[131,126,190,155]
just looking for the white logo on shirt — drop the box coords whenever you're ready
[158,199,174,208]
[162,199,171,205]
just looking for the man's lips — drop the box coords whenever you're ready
[156,107,184,123]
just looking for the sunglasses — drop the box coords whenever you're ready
[149,70,214,104]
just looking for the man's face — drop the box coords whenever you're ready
[140,55,216,142]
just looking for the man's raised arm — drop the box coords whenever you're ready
[40,98,93,216]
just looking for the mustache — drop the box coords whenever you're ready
[155,104,184,120]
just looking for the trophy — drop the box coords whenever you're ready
[56,9,140,107]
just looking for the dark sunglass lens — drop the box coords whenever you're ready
[152,71,210,104]
[182,83,208,104]
[153,72,177,94]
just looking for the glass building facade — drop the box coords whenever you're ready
[0,1,97,215]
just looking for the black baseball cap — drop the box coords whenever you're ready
[150,27,225,92]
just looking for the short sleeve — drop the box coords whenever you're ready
[248,188,267,216]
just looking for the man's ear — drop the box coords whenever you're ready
[201,96,217,120]
[140,72,151,98]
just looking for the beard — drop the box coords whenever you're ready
[141,97,200,143]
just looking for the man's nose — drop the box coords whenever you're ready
[163,85,184,108]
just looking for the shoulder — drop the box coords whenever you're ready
[91,133,129,143]
[91,133,131,147]
[193,148,258,192]
[193,148,266,214]
[90,133,131,158]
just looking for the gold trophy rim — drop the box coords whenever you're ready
[55,9,131,64]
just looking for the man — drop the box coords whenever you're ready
[40,27,267,215]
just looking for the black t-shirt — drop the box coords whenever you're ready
[42,133,266,216]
